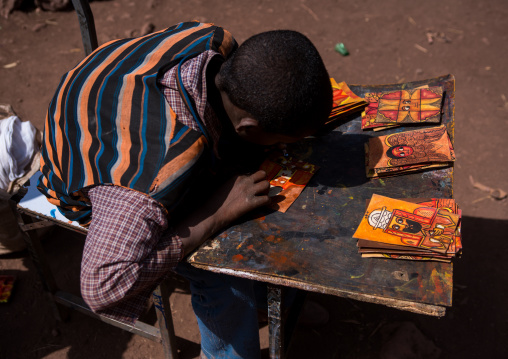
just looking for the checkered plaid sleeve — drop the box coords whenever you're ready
[81,185,183,324]
[158,50,222,146]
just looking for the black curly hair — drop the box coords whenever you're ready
[216,30,332,136]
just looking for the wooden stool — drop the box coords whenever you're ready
[15,172,179,358]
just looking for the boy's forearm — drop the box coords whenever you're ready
[175,171,270,256]
[175,203,226,257]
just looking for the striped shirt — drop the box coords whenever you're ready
[38,22,236,225]
[38,22,237,323]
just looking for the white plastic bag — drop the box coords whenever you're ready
[0,115,38,192]
[0,112,41,254]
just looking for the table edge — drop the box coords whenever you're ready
[190,262,447,317]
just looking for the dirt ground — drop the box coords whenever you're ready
[1,0,507,358]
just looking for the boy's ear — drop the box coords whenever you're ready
[234,117,261,136]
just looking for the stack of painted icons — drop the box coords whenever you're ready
[365,125,455,178]
[327,78,367,123]
[361,86,444,131]
[353,194,462,262]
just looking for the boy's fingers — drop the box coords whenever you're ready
[249,170,267,182]
[252,178,270,194]
[250,193,271,207]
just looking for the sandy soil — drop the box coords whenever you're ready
[1,0,507,358]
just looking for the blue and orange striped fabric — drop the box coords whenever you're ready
[37,22,236,225]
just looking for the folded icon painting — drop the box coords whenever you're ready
[375,87,443,124]
[365,125,455,177]
[353,194,460,255]
[357,197,462,262]
[361,86,443,130]
[327,79,367,123]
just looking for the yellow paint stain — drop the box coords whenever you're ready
[395,278,418,294]
[350,274,364,279]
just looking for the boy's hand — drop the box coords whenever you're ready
[213,170,271,227]
[176,170,271,256]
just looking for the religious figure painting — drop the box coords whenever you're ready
[357,197,462,261]
[361,85,443,130]
[375,87,443,124]
[366,125,454,177]
[259,155,319,213]
[353,194,460,254]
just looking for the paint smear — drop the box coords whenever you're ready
[265,235,284,244]
[270,252,288,264]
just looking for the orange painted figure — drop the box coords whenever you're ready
[354,194,460,253]
[259,155,318,213]
[372,206,456,252]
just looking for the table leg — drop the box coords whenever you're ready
[153,281,178,359]
[267,284,284,359]
[19,215,69,321]
[70,0,98,55]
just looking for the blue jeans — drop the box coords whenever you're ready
[176,262,264,359]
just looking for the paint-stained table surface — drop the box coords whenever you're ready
[189,74,456,316]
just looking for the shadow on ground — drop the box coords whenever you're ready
[286,215,508,359]
[0,226,201,359]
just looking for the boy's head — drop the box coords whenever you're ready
[216,30,332,145]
